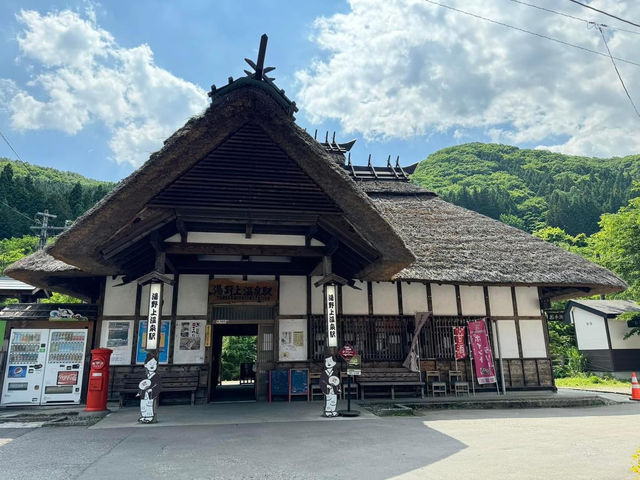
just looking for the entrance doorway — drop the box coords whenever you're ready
[210,324,258,402]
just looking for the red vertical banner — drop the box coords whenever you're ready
[454,327,467,360]
[468,319,496,384]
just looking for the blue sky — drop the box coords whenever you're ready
[1,0,639,182]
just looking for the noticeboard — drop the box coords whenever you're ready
[347,354,362,376]
[269,370,289,401]
[136,320,171,364]
[289,369,309,395]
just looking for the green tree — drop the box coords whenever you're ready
[220,336,257,381]
[588,197,640,299]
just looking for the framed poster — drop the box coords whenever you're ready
[278,318,307,361]
[173,320,206,364]
[100,320,133,365]
[136,320,171,364]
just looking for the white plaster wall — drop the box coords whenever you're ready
[311,276,324,315]
[572,308,609,350]
[279,276,307,315]
[342,281,369,315]
[165,232,324,246]
[140,275,174,316]
[515,287,541,317]
[372,282,399,315]
[176,275,209,316]
[460,285,486,316]
[492,320,520,358]
[520,319,547,358]
[488,286,514,316]
[608,319,640,349]
[430,284,458,316]
[103,276,137,316]
[401,282,428,315]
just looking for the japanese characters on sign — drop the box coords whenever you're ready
[454,326,467,360]
[468,319,497,384]
[146,283,162,351]
[339,344,356,362]
[325,284,338,347]
[209,279,278,305]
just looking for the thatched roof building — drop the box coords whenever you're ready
[1,35,628,402]
[4,64,626,301]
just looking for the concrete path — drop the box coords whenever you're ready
[0,402,638,479]
[93,400,376,429]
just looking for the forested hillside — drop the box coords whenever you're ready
[0,158,115,238]
[411,144,640,235]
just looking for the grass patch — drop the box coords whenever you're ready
[555,374,631,389]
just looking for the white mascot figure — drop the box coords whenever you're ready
[320,355,341,417]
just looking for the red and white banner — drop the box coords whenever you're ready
[454,327,467,360]
[468,319,497,384]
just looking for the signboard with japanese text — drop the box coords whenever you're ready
[146,283,162,350]
[347,354,361,376]
[339,344,356,362]
[454,326,467,360]
[325,284,338,347]
[136,320,170,364]
[173,320,206,364]
[468,319,497,384]
[209,279,278,305]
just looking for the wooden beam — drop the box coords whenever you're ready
[162,242,325,257]
[305,225,318,247]
[101,209,175,260]
[176,217,188,243]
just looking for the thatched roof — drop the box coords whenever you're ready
[43,85,414,280]
[366,190,627,296]
[5,249,98,301]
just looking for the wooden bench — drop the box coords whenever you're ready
[357,368,424,400]
[119,372,200,407]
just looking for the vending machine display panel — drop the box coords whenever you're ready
[40,329,88,404]
[1,329,49,405]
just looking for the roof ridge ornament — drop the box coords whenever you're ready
[208,34,298,115]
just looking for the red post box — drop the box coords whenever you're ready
[85,348,113,412]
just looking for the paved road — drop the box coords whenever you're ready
[0,403,638,479]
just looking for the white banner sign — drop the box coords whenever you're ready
[326,284,338,347]
[146,283,162,351]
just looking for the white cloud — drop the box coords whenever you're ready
[2,9,208,166]
[296,0,640,157]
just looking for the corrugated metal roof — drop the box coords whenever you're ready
[569,299,640,316]
[0,276,36,291]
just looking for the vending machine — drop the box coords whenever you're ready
[41,329,88,404]
[1,329,49,406]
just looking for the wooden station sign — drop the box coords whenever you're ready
[209,279,278,305]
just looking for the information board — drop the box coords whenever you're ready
[100,320,133,365]
[278,318,307,361]
[136,320,171,364]
[269,370,289,401]
[289,369,309,398]
[173,320,206,364]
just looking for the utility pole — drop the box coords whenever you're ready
[30,210,66,249]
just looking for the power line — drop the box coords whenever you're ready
[508,0,640,36]
[567,0,640,30]
[597,24,640,119]
[0,130,25,163]
[0,199,35,223]
[423,0,640,68]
